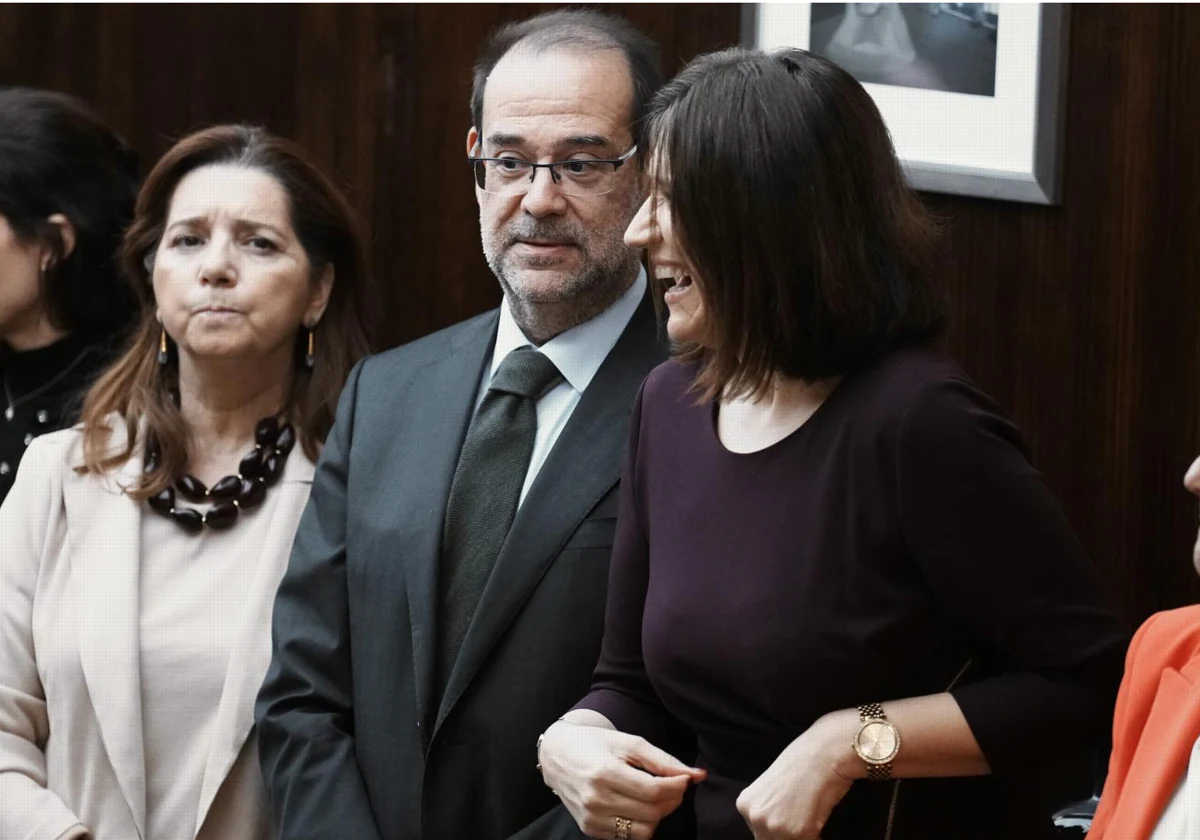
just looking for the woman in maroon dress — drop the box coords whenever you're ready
[536,48,1128,840]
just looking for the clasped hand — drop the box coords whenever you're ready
[537,720,706,840]
[735,712,858,840]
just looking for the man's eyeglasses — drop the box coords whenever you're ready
[469,145,638,197]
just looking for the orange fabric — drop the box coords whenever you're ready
[1090,605,1200,839]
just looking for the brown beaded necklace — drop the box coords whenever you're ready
[145,416,296,534]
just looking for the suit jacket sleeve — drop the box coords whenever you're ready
[895,377,1130,776]
[0,438,89,840]
[255,359,384,840]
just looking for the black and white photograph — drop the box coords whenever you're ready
[810,3,999,97]
[754,2,1065,202]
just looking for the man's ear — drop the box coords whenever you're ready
[467,127,483,209]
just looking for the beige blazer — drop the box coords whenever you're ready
[0,420,314,840]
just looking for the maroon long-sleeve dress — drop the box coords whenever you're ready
[574,348,1128,840]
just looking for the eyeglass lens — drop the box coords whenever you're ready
[474,159,616,196]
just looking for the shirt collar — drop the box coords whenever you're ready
[491,266,647,394]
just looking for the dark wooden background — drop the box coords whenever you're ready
[3,3,1199,628]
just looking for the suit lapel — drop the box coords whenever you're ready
[392,312,498,733]
[434,297,662,733]
[193,455,316,837]
[69,427,148,838]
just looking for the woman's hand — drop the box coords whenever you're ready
[538,718,706,839]
[735,710,860,840]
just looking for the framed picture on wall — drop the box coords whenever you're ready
[745,3,1069,205]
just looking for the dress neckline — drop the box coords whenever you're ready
[708,375,847,457]
[2,332,94,395]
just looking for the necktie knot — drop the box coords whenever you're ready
[489,347,564,400]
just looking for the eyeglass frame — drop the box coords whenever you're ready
[468,144,639,196]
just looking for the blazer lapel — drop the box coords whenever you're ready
[1111,665,1200,838]
[68,429,148,838]
[434,296,663,733]
[192,455,316,837]
[392,312,498,733]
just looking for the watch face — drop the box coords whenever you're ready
[857,721,898,761]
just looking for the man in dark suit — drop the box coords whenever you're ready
[255,10,690,840]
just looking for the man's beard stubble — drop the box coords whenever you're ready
[483,215,639,306]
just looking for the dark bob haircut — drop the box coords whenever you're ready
[470,9,663,157]
[646,48,946,400]
[79,125,377,499]
[0,87,139,343]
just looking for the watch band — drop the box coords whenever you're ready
[858,702,887,722]
[866,760,892,781]
[857,703,895,780]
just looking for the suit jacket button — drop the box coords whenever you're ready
[36,410,49,424]
[0,462,9,475]
[24,433,34,446]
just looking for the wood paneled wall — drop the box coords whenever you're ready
[0,3,739,343]
[3,3,1199,627]
[925,4,1200,625]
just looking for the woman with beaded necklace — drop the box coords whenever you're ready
[0,124,375,840]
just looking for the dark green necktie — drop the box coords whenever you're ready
[435,346,565,700]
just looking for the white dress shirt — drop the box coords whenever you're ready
[1152,733,1200,839]
[477,267,646,506]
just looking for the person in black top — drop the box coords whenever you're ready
[536,48,1129,840]
[0,87,139,501]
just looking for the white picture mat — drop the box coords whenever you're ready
[751,3,1062,202]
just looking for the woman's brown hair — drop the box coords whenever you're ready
[78,124,377,498]
[646,48,945,401]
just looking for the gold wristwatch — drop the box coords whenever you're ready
[853,703,900,780]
